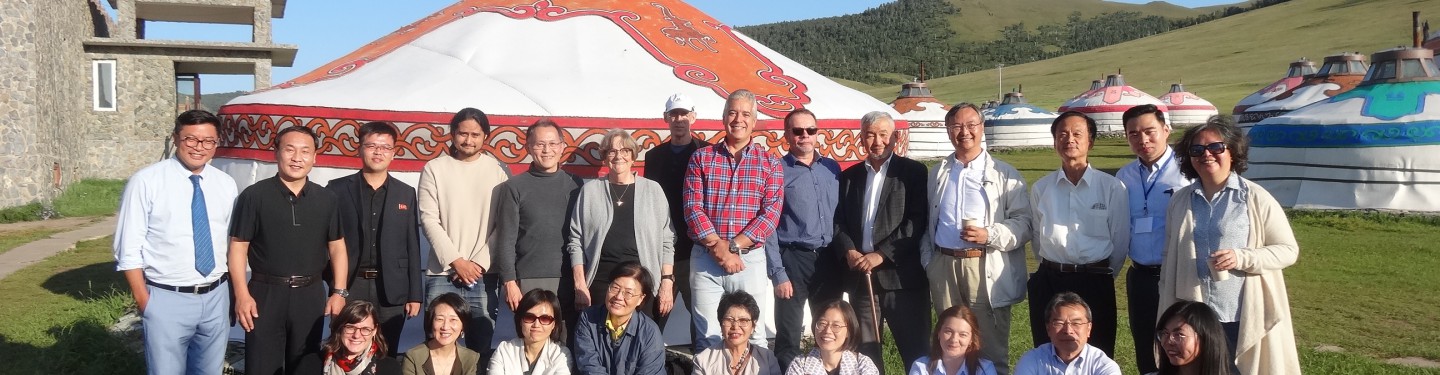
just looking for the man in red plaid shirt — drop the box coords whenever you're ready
[683,89,784,351]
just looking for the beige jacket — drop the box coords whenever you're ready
[919,152,1033,308]
[418,153,510,274]
[1159,178,1300,375]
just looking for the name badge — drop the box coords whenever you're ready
[1134,217,1154,234]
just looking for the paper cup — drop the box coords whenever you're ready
[962,218,982,229]
[1210,259,1231,281]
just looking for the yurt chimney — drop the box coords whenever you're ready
[1415,12,1423,48]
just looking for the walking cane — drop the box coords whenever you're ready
[864,271,881,340]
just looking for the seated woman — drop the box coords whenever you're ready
[1155,301,1233,375]
[785,300,879,375]
[571,261,665,375]
[692,291,782,374]
[490,288,573,374]
[908,305,996,375]
[402,293,482,375]
[298,300,401,375]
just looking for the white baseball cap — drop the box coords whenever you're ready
[664,93,695,113]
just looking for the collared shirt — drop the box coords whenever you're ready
[1030,166,1130,268]
[683,142,784,245]
[861,155,893,253]
[1013,343,1121,375]
[1116,148,1188,266]
[114,157,238,286]
[775,152,841,250]
[358,179,387,268]
[229,176,343,276]
[1190,176,1250,322]
[786,349,879,375]
[907,356,998,375]
[934,152,990,250]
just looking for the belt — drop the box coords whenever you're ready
[939,247,984,258]
[780,243,822,252]
[357,267,380,279]
[1041,259,1113,275]
[146,273,229,295]
[1131,263,1162,274]
[251,272,319,288]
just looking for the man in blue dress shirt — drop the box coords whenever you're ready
[770,108,844,369]
[1014,292,1121,375]
[1115,104,1189,374]
[114,110,239,375]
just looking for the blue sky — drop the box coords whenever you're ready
[127,0,1240,93]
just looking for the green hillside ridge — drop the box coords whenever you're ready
[941,0,1206,42]
[860,0,1440,112]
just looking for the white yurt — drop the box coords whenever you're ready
[214,0,908,347]
[985,88,1057,148]
[1232,58,1316,115]
[892,80,951,158]
[1238,52,1368,131]
[1246,46,1440,211]
[1064,72,1167,133]
[1057,78,1103,112]
[1158,83,1219,126]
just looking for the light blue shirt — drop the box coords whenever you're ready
[908,356,998,375]
[1115,148,1187,266]
[113,157,238,286]
[1189,176,1250,322]
[935,152,989,250]
[1014,343,1121,375]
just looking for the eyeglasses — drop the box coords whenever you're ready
[1188,142,1227,157]
[603,149,634,157]
[521,313,556,326]
[947,122,982,131]
[791,127,819,136]
[1049,320,1091,330]
[531,141,565,150]
[181,136,219,150]
[814,321,848,333]
[362,143,395,153]
[341,325,376,336]
[721,316,754,327]
[607,285,643,299]
[1156,331,1191,344]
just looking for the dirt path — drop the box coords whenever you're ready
[0,216,106,233]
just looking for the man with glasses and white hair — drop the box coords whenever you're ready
[1014,292,1121,375]
[492,119,584,346]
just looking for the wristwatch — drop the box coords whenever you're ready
[661,274,675,281]
[332,288,350,298]
[728,240,743,254]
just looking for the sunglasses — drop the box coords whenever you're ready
[1188,142,1227,157]
[521,313,556,326]
[791,127,819,136]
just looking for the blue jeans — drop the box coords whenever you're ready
[142,280,230,375]
[690,245,772,350]
[425,274,499,352]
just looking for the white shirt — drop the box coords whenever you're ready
[1029,165,1130,272]
[861,156,893,253]
[113,157,238,286]
[935,152,989,249]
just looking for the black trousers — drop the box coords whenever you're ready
[246,281,326,375]
[774,247,845,369]
[851,280,931,374]
[1027,266,1118,357]
[349,276,408,357]
[1127,264,1162,374]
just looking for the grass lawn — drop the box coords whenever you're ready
[0,236,143,373]
[0,227,66,256]
[0,179,125,223]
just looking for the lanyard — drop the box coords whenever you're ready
[1141,153,1171,216]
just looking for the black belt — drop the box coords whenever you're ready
[1131,263,1162,274]
[1041,259,1113,275]
[251,272,319,288]
[780,243,822,252]
[147,273,229,295]
[357,267,380,279]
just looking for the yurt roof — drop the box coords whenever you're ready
[988,90,1058,124]
[891,80,950,122]
[1159,83,1217,111]
[1065,73,1166,114]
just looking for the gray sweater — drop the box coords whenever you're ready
[565,175,675,293]
[492,167,582,282]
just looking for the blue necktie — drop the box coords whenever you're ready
[190,175,215,276]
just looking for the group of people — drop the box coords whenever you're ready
[114,87,1300,375]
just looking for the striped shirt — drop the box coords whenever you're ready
[683,142,784,246]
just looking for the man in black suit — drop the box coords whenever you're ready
[327,121,422,354]
[833,111,932,371]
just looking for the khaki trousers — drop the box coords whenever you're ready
[927,254,1013,375]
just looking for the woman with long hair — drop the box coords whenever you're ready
[308,300,400,375]
[907,305,995,375]
[1155,301,1233,375]
[490,288,572,374]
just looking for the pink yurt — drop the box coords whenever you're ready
[1231,58,1316,115]
[1063,72,1167,133]
[1057,78,1103,112]
[1237,52,1368,131]
[1158,83,1219,126]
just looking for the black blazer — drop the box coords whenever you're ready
[326,173,422,306]
[833,156,929,291]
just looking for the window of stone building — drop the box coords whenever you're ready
[92,60,117,111]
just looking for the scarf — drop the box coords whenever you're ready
[324,343,377,375]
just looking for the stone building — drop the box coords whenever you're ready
[0,0,295,208]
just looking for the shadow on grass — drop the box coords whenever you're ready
[0,320,144,373]
[42,262,129,302]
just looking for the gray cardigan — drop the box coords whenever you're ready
[565,175,675,293]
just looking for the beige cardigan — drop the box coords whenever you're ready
[1159,178,1300,375]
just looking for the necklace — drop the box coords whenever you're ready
[728,345,752,375]
[612,182,633,207]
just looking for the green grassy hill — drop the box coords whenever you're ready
[862,0,1440,111]
[942,0,1206,41]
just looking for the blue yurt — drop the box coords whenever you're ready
[985,88,1058,148]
